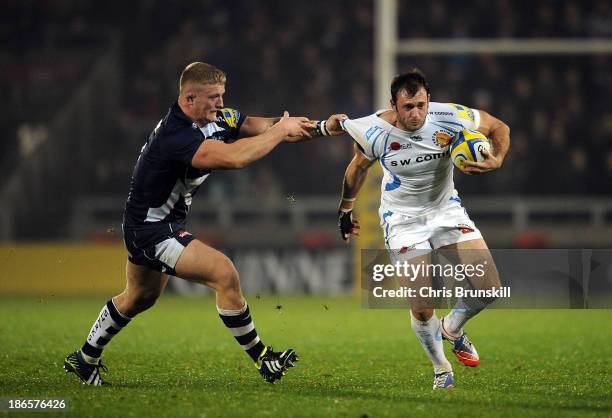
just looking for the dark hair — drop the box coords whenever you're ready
[390,68,430,103]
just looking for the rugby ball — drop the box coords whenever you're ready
[450,129,491,171]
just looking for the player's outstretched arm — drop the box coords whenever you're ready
[238,114,346,142]
[463,110,510,174]
[192,112,314,170]
[302,114,349,139]
[337,143,376,242]
[238,116,281,138]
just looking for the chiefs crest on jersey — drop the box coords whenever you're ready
[433,130,454,148]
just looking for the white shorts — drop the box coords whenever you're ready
[381,197,482,261]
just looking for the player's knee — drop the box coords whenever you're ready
[130,288,161,313]
[214,258,241,292]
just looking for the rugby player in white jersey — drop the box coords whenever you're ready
[329,69,510,389]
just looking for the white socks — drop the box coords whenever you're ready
[442,298,479,337]
[410,312,452,373]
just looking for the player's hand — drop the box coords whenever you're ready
[461,147,502,174]
[338,209,360,242]
[325,114,349,136]
[277,111,316,142]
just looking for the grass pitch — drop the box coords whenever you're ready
[0,295,611,417]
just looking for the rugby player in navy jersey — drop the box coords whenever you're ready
[64,62,345,385]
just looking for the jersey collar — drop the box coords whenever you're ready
[172,101,195,126]
[375,109,430,134]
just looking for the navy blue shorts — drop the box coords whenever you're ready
[123,224,197,275]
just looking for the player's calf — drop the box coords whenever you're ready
[410,310,453,375]
[176,241,299,382]
[64,299,131,386]
[114,289,160,317]
[79,299,132,365]
[217,302,300,383]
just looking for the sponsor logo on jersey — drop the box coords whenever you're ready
[410,135,423,142]
[390,159,411,166]
[388,141,412,151]
[432,129,454,148]
[398,244,416,254]
[220,108,239,128]
[450,104,475,123]
[414,150,450,163]
[457,223,475,234]
[389,150,449,166]
[429,111,454,116]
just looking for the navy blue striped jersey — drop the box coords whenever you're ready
[122,102,246,229]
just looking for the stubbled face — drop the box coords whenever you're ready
[185,83,225,125]
[392,87,429,132]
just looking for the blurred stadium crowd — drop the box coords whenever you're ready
[2,0,611,201]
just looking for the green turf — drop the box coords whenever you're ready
[0,295,611,417]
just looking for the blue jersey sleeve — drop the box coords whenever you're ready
[342,115,387,160]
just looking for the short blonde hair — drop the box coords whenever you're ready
[179,62,226,92]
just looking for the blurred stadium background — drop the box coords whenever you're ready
[1,0,612,296]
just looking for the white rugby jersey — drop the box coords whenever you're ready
[342,102,480,217]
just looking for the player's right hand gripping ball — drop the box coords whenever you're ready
[450,129,491,172]
[338,209,354,241]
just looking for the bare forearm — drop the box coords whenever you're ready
[239,116,281,137]
[489,122,510,162]
[339,158,370,211]
[255,117,281,132]
[477,110,510,164]
[193,113,311,170]
[231,125,285,168]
